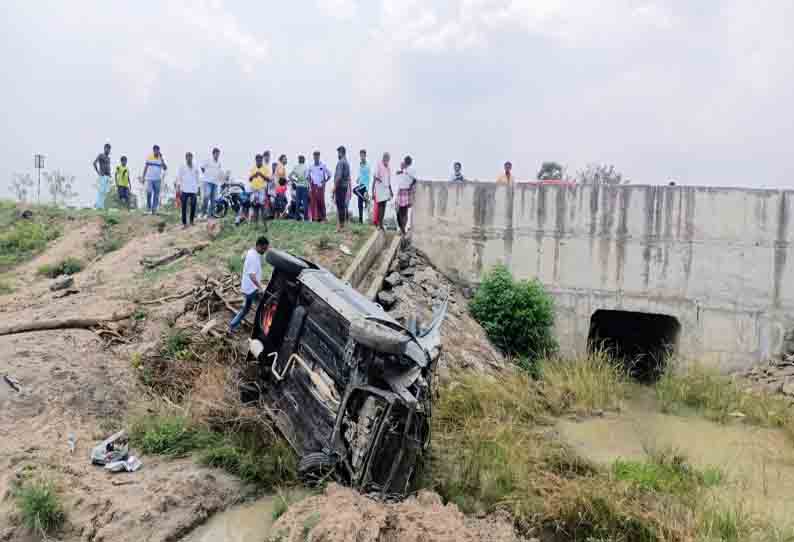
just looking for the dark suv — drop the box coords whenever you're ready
[245,249,446,499]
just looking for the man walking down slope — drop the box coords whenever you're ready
[177,152,200,228]
[229,236,269,333]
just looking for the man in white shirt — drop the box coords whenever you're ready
[200,147,223,219]
[176,152,200,227]
[229,236,269,333]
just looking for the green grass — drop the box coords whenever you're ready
[129,414,220,456]
[14,479,66,535]
[301,512,321,541]
[0,201,62,270]
[0,277,13,294]
[37,257,84,278]
[130,413,297,488]
[195,217,369,278]
[612,451,722,495]
[656,361,794,439]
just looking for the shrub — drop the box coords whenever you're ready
[129,415,220,456]
[541,350,628,414]
[15,480,66,535]
[37,257,84,278]
[469,265,557,361]
[0,220,60,269]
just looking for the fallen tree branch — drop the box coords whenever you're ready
[0,311,135,337]
[139,289,194,305]
[140,243,209,270]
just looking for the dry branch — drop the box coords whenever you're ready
[0,311,135,337]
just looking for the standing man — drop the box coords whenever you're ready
[114,156,131,209]
[353,149,370,224]
[395,156,417,236]
[142,145,167,215]
[496,161,513,184]
[248,154,269,228]
[200,147,223,219]
[289,155,310,221]
[308,150,330,222]
[93,143,112,210]
[176,152,200,228]
[333,146,351,232]
[371,152,392,230]
[450,162,465,182]
[229,236,269,333]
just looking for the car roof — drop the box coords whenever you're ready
[299,268,396,324]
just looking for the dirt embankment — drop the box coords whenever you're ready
[1,212,513,542]
[270,484,524,542]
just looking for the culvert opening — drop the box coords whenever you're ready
[587,310,680,383]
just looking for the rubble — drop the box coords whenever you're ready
[376,244,506,378]
[376,290,397,309]
[741,357,794,401]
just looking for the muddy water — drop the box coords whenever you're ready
[558,389,794,527]
[183,491,308,542]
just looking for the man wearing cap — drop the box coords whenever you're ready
[333,146,352,232]
[308,150,330,222]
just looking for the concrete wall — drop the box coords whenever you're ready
[412,181,794,371]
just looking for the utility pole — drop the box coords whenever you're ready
[34,154,45,203]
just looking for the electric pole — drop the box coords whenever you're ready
[34,154,45,203]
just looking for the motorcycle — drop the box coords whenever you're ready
[212,181,248,219]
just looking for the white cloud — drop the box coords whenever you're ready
[317,0,358,21]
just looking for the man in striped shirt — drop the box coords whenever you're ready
[142,145,168,215]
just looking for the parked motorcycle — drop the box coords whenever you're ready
[212,181,248,219]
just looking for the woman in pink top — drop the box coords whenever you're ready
[371,152,392,230]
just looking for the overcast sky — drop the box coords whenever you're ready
[1,0,793,203]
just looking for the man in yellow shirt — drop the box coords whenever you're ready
[248,154,271,229]
[114,155,131,209]
[496,161,513,185]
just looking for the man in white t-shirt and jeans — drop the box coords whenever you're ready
[229,236,269,333]
[200,147,223,219]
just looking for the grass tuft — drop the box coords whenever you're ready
[540,350,629,415]
[37,257,84,278]
[129,414,220,456]
[656,361,794,440]
[14,479,66,535]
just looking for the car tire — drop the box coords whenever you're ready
[298,451,336,486]
[266,249,310,276]
[212,200,228,219]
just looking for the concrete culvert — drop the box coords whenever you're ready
[587,310,680,383]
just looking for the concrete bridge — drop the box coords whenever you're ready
[412,181,794,373]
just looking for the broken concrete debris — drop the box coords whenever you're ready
[384,272,403,288]
[376,290,397,309]
[742,357,794,401]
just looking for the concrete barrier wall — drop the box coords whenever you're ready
[412,181,794,370]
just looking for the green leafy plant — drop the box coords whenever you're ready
[469,265,557,362]
[15,480,66,535]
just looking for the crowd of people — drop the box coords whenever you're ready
[92,144,424,235]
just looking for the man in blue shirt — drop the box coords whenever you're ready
[353,149,371,224]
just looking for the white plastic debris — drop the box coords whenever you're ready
[105,456,142,473]
[68,432,76,454]
[339,244,352,256]
[90,430,129,465]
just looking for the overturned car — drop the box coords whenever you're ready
[244,249,446,499]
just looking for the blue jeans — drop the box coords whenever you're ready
[202,182,218,216]
[229,291,259,331]
[95,176,110,209]
[296,186,309,220]
[149,179,162,213]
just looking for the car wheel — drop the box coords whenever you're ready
[266,249,310,276]
[212,200,228,219]
[298,451,337,486]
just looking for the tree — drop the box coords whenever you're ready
[537,161,564,181]
[44,170,78,205]
[10,173,35,202]
[575,163,627,186]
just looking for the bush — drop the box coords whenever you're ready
[37,257,84,278]
[15,480,66,535]
[129,415,220,456]
[469,265,557,361]
[0,220,60,269]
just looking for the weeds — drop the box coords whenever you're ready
[301,512,321,541]
[613,450,722,495]
[0,213,60,269]
[37,257,84,278]
[199,436,297,488]
[0,278,13,294]
[656,361,794,438]
[14,479,66,536]
[129,414,219,455]
[540,350,629,414]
